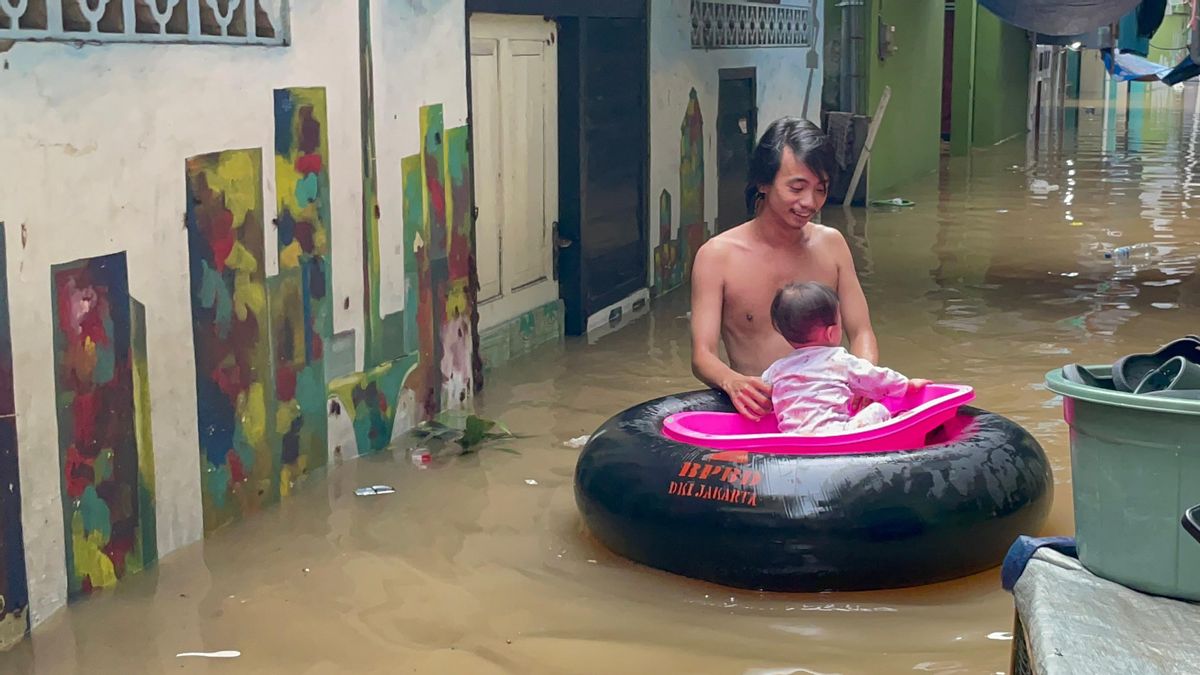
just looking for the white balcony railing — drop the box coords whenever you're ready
[0,0,289,46]
[691,0,813,50]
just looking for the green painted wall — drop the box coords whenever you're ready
[1148,11,1189,65]
[971,8,1030,146]
[866,0,944,197]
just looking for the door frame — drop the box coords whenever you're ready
[467,13,560,335]
[716,67,758,232]
[465,0,650,337]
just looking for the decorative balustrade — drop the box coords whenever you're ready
[0,0,288,45]
[691,0,813,50]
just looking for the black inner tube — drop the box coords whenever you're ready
[575,390,1054,592]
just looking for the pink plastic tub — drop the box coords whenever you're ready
[661,384,975,455]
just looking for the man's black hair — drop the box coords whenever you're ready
[745,117,838,213]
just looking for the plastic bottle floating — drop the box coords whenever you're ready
[1104,243,1155,261]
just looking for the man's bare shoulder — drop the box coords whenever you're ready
[806,223,848,247]
[698,223,756,257]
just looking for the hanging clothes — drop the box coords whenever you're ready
[1117,0,1168,56]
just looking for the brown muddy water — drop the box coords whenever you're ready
[8,89,1200,674]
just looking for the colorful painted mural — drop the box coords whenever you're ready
[0,225,29,650]
[653,88,708,296]
[328,102,475,454]
[185,149,277,533]
[272,87,332,495]
[444,131,476,405]
[680,88,706,229]
[51,252,155,596]
[653,190,679,296]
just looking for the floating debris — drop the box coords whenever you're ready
[176,651,241,659]
[524,479,538,486]
[354,485,396,496]
[563,435,590,449]
[870,197,914,207]
[1029,179,1060,194]
[410,448,432,468]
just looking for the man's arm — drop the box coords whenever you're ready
[690,242,772,419]
[690,242,735,389]
[830,230,879,364]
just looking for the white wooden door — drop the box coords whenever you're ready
[469,14,559,331]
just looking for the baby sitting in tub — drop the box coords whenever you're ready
[763,282,929,434]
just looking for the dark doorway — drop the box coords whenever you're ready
[716,69,756,232]
[941,5,954,141]
[557,15,649,335]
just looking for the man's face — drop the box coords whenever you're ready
[762,146,828,230]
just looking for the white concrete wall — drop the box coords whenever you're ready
[0,0,466,628]
[375,0,469,316]
[648,0,825,266]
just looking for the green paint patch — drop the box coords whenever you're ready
[79,486,112,542]
[130,297,157,568]
[401,154,422,356]
[329,353,418,454]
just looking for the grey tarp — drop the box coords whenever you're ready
[979,0,1143,36]
[1014,548,1200,674]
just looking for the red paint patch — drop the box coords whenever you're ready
[104,535,134,578]
[311,334,324,361]
[227,449,246,484]
[70,390,100,451]
[275,363,297,401]
[211,364,248,401]
[293,220,315,253]
[295,153,322,175]
[63,444,93,499]
[209,209,236,272]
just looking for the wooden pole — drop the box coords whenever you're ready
[845,84,891,206]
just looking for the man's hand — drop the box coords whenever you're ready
[723,374,773,420]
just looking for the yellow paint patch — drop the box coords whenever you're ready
[275,157,303,213]
[313,226,328,255]
[232,272,266,322]
[210,151,260,224]
[276,399,301,435]
[71,512,117,591]
[446,280,469,318]
[279,240,303,270]
[226,241,259,274]
[239,383,267,448]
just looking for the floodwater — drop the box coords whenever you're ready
[8,86,1200,674]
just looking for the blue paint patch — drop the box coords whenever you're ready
[273,90,295,157]
[196,377,235,467]
[277,208,296,247]
[295,173,319,207]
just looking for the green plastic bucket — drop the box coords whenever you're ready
[1045,365,1200,601]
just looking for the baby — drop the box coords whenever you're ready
[762,282,929,434]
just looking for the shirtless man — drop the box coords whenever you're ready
[690,117,878,420]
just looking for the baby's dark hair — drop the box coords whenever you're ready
[770,282,840,344]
